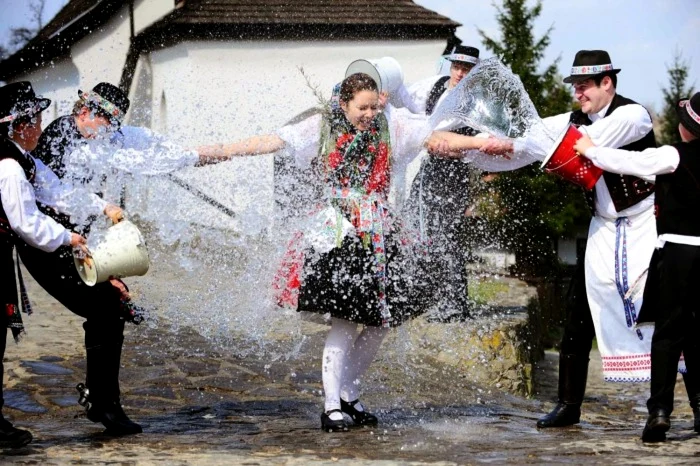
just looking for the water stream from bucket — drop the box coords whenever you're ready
[429,57,557,170]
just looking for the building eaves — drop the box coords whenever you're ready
[0,0,127,81]
[135,0,460,47]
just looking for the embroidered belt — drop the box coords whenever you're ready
[614,217,643,340]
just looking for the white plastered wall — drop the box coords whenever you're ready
[131,39,446,231]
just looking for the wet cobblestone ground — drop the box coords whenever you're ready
[2,267,699,465]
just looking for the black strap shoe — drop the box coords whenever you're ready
[340,399,378,426]
[0,418,32,449]
[320,409,349,433]
[693,406,700,434]
[642,408,671,443]
[87,400,143,436]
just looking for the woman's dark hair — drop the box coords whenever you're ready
[339,73,378,103]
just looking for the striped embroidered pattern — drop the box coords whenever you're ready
[602,353,651,372]
[680,100,700,124]
[571,64,613,75]
[447,54,478,65]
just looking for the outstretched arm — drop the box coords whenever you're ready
[196,134,286,166]
[574,134,678,181]
[426,131,487,158]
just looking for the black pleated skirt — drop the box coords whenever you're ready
[296,233,431,327]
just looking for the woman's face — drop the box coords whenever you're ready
[341,89,380,131]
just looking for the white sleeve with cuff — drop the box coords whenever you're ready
[584,145,679,182]
[33,157,108,217]
[0,159,72,252]
[275,113,323,169]
[392,76,444,115]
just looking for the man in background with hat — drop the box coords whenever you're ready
[394,45,482,321]
[0,82,142,443]
[34,82,130,183]
[574,92,700,442]
[472,49,678,428]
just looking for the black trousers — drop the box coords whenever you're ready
[647,243,700,413]
[11,242,126,403]
[0,313,7,413]
[0,240,17,413]
[410,156,471,313]
[559,256,596,357]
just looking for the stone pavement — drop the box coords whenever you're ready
[2,268,699,465]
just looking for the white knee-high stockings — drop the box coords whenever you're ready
[322,317,388,420]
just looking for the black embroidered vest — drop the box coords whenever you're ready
[426,76,477,137]
[654,138,700,236]
[570,94,656,213]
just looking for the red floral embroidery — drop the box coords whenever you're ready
[328,150,343,169]
[366,141,389,194]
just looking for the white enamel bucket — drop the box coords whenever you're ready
[345,57,404,94]
[74,220,150,286]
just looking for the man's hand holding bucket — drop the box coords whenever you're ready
[71,233,93,269]
[573,134,595,156]
[104,204,124,224]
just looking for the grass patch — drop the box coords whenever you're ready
[468,278,510,305]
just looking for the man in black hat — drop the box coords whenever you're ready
[34,82,130,181]
[442,49,667,428]
[0,82,142,444]
[574,92,700,442]
[395,45,482,320]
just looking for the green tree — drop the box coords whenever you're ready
[658,51,694,145]
[477,0,589,277]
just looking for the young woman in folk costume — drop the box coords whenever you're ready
[198,73,457,432]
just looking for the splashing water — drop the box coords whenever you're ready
[52,94,529,396]
[429,57,556,171]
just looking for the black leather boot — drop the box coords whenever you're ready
[0,416,32,449]
[87,399,142,436]
[340,399,378,426]
[682,372,700,433]
[82,332,141,436]
[320,410,349,433]
[77,383,142,436]
[537,354,589,428]
[642,408,671,442]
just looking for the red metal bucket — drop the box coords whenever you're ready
[541,124,603,190]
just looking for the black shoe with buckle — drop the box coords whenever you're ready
[0,417,32,449]
[320,409,348,433]
[340,399,378,426]
[77,384,142,436]
[642,408,671,443]
[87,400,142,436]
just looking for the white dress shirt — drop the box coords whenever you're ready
[0,147,72,252]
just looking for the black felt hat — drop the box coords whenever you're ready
[78,82,130,125]
[676,92,700,139]
[0,81,51,126]
[563,50,621,84]
[444,45,480,66]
